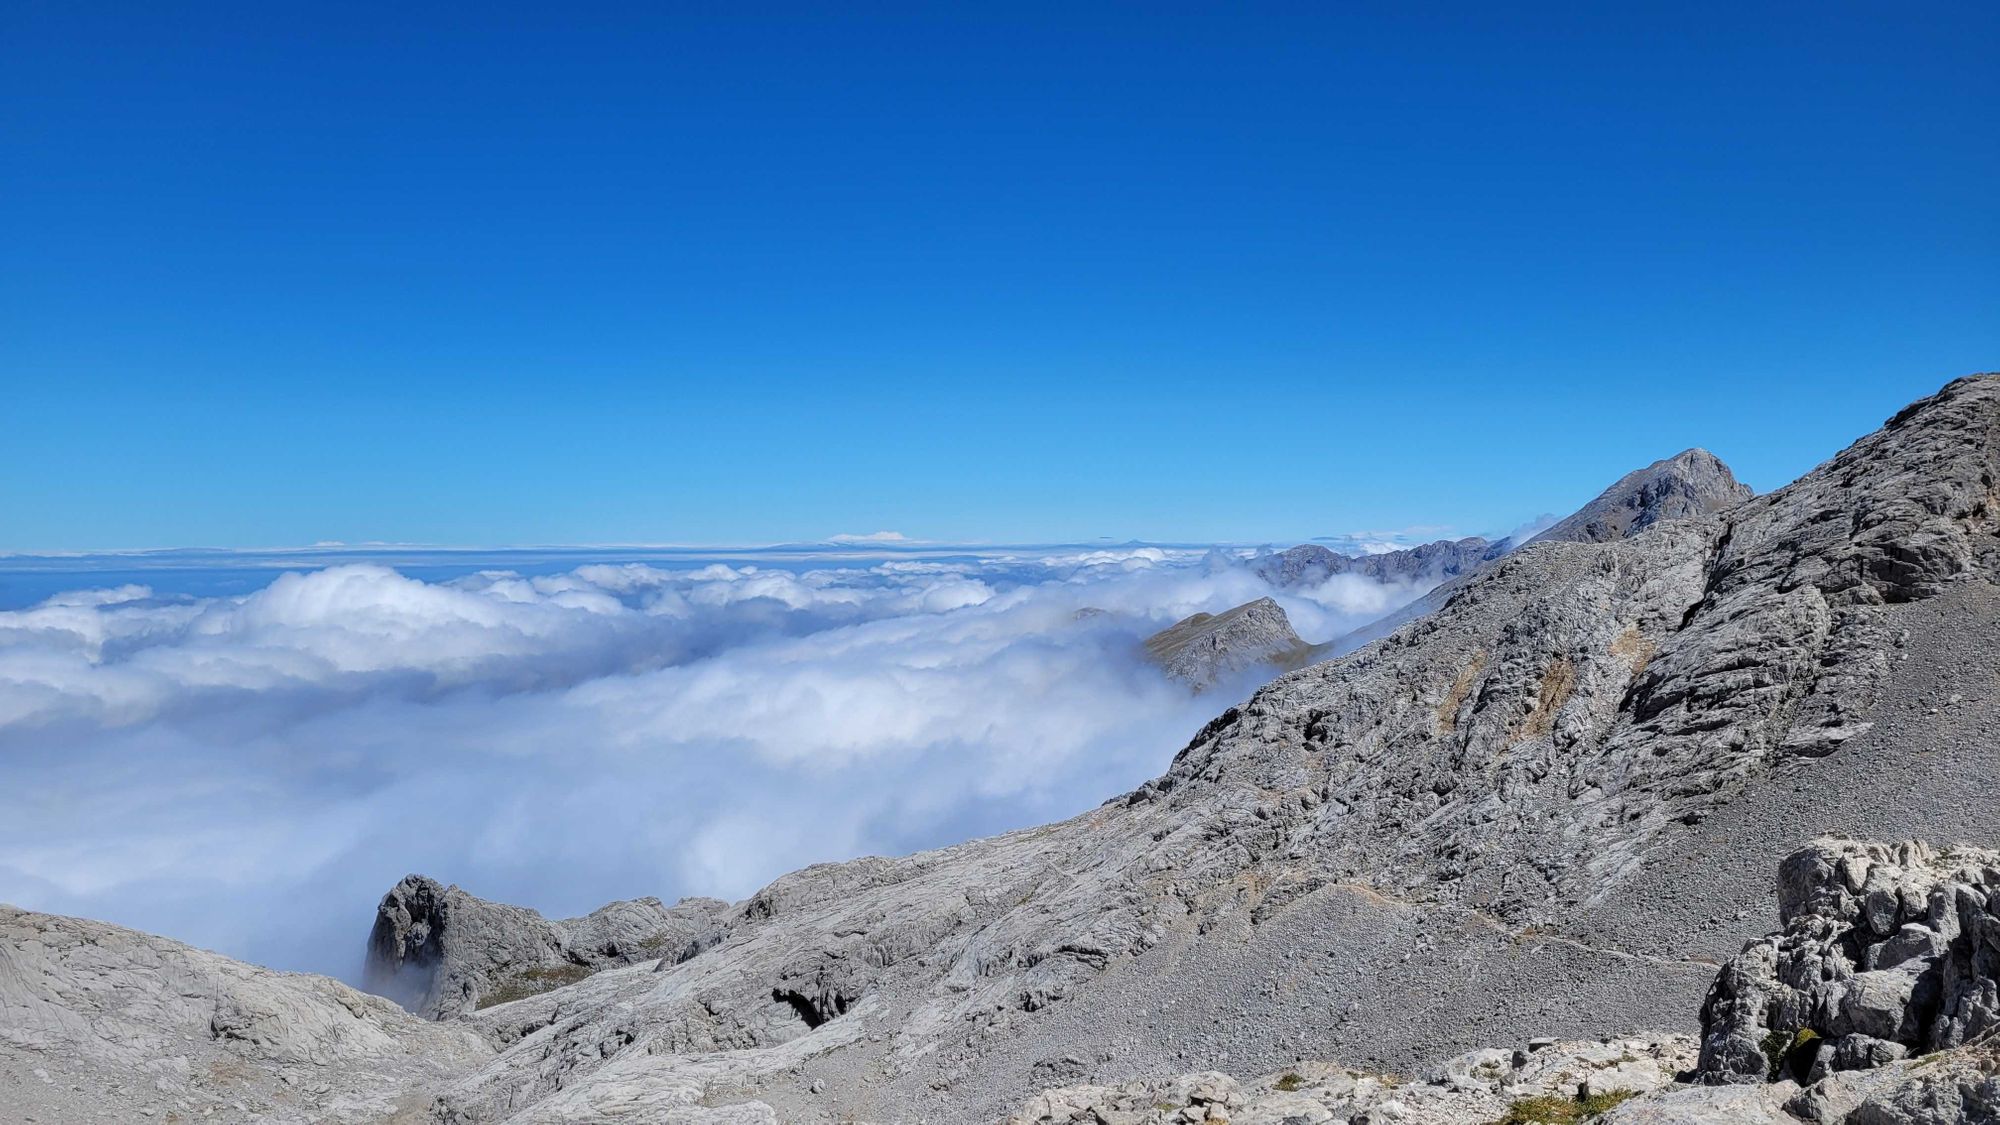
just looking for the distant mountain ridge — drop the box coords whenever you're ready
[1140,596,1315,690]
[1253,535,1504,590]
[1526,447,1753,546]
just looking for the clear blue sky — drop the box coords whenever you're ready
[3,3,1994,551]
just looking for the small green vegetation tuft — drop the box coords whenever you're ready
[475,963,596,1009]
[1760,1027,1821,1080]
[1273,1073,1305,1092]
[1492,1089,1639,1125]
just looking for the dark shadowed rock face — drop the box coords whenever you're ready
[1141,596,1314,689]
[1529,448,1754,546]
[364,874,730,1018]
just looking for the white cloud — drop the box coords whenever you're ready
[0,545,1430,979]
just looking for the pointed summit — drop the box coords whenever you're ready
[1529,447,1752,546]
[1142,596,1313,690]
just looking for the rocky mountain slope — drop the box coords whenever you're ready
[1250,447,1748,600]
[397,373,1998,1123]
[1141,596,1316,689]
[4,372,1998,1124]
[1322,447,1756,656]
[1525,448,1753,547]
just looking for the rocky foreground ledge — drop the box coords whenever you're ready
[7,838,1997,1123]
[1007,838,2000,1125]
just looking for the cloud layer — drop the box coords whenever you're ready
[0,547,1423,979]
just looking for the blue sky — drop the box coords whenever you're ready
[4,3,1994,551]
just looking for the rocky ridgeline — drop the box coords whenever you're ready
[1314,448,1754,657]
[365,874,731,1019]
[1253,536,1505,590]
[1143,596,1317,690]
[1525,449,1753,548]
[1250,448,1751,598]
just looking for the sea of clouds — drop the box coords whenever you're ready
[0,545,1429,980]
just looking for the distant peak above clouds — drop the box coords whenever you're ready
[1526,447,1753,547]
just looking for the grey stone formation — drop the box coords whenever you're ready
[1527,448,1754,546]
[1697,838,2000,1092]
[364,874,730,1019]
[1252,535,1502,590]
[1322,445,1757,657]
[0,903,491,1123]
[6,372,2000,1125]
[1142,596,1316,689]
[1251,447,1748,607]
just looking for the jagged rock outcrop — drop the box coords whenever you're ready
[1254,535,1503,590]
[1698,838,2000,1089]
[1323,447,1756,657]
[0,904,490,1123]
[1529,449,1754,546]
[1143,596,1315,689]
[364,874,730,1019]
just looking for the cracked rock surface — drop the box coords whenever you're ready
[1698,838,2000,1093]
[365,874,730,1019]
[0,904,489,1124]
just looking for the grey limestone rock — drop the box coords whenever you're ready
[1528,448,1754,547]
[1697,838,2000,1087]
[364,874,730,1019]
[1143,596,1316,689]
[1253,536,1503,590]
[0,903,490,1123]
